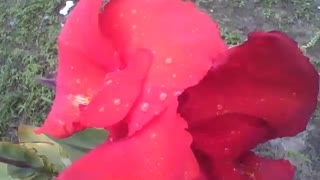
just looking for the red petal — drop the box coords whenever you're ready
[79,49,152,127]
[37,0,123,137]
[196,152,295,180]
[36,44,109,138]
[179,30,319,138]
[237,152,295,180]
[190,114,269,161]
[57,100,200,180]
[59,0,121,71]
[100,0,227,135]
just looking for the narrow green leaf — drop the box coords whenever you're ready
[0,163,16,180]
[18,125,71,171]
[7,165,35,179]
[49,128,108,160]
[0,142,44,179]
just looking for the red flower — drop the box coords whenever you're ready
[38,0,319,179]
[178,31,319,179]
[36,0,226,138]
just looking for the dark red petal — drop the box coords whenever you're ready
[190,114,270,161]
[57,100,200,180]
[36,44,108,138]
[196,152,295,180]
[237,152,295,180]
[100,0,227,135]
[179,30,319,138]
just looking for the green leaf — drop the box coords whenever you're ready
[7,165,34,179]
[0,142,44,179]
[29,172,53,180]
[49,128,108,161]
[17,125,71,171]
[0,163,16,180]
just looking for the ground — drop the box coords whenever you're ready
[0,0,319,179]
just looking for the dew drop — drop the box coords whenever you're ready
[217,104,223,110]
[105,79,113,85]
[151,133,157,139]
[99,106,105,112]
[159,92,167,101]
[174,91,182,96]
[114,99,121,105]
[172,73,177,78]
[165,57,173,64]
[132,25,137,29]
[141,102,149,112]
[131,9,137,14]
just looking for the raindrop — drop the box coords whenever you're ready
[217,104,223,110]
[141,102,149,112]
[105,79,113,85]
[114,99,121,105]
[151,133,157,139]
[159,92,167,101]
[99,106,105,112]
[165,57,173,64]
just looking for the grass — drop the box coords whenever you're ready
[0,0,62,140]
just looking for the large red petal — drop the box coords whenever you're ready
[36,0,123,137]
[179,31,319,138]
[79,49,153,127]
[36,44,108,138]
[236,152,295,180]
[99,0,227,135]
[59,0,121,71]
[57,100,200,180]
[190,114,270,161]
[195,151,295,180]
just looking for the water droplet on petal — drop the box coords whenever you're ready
[165,57,173,64]
[174,91,182,96]
[99,106,105,112]
[141,102,149,112]
[131,9,137,14]
[105,79,113,85]
[151,133,157,139]
[217,104,223,110]
[159,92,167,101]
[114,99,121,105]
